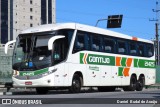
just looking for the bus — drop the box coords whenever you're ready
[5,23,155,94]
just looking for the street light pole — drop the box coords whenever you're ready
[156,23,159,65]
[150,1,160,65]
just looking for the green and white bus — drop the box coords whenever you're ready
[5,23,155,94]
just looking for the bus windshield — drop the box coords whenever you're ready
[13,30,74,71]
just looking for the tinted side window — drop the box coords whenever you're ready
[146,44,154,57]
[137,44,145,57]
[103,38,115,53]
[91,35,101,52]
[117,40,127,54]
[129,42,137,56]
[73,33,85,53]
[57,29,74,48]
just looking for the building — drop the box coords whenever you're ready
[0,0,56,44]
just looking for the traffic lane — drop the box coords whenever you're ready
[0,89,160,98]
[0,89,160,107]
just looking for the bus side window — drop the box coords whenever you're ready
[146,44,154,57]
[129,42,137,56]
[103,38,115,53]
[117,40,127,54]
[84,34,90,50]
[138,44,145,57]
[91,35,101,52]
[73,32,85,53]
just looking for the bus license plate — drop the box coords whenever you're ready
[25,81,32,85]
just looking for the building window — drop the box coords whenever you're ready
[30,24,33,27]
[41,0,47,24]
[1,0,8,43]
[30,8,33,12]
[30,0,33,4]
[30,16,33,20]
[48,0,52,24]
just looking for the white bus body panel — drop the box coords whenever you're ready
[12,23,155,88]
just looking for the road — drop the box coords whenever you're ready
[0,88,160,107]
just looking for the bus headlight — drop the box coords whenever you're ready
[42,68,57,77]
[13,70,20,76]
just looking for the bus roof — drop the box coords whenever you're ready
[21,23,153,44]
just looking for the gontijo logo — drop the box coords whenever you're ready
[80,53,115,65]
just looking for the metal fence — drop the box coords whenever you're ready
[0,47,13,84]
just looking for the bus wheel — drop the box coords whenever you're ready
[98,86,116,92]
[123,75,137,91]
[136,76,145,91]
[69,74,82,93]
[36,87,49,94]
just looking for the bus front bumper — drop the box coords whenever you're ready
[12,75,54,87]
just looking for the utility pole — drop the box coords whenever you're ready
[150,1,160,65]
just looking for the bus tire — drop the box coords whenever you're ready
[98,86,116,92]
[36,87,49,94]
[123,75,137,91]
[136,76,145,91]
[69,74,82,93]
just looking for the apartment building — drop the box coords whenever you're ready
[0,0,56,44]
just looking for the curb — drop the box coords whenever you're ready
[0,92,13,95]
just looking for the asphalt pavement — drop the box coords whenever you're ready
[0,88,159,107]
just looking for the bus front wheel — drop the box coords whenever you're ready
[69,74,82,93]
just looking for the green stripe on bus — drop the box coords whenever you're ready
[80,53,155,68]
[118,67,123,76]
[121,57,127,67]
[19,68,48,76]
[138,59,155,68]
[80,53,84,64]
[134,59,139,67]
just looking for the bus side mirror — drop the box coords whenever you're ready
[5,40,16,54]
[48,35,65,50]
